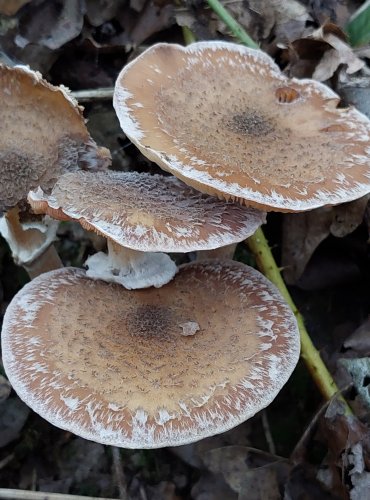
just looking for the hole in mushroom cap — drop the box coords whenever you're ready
[275,87,300,104]
[114,42,370,210]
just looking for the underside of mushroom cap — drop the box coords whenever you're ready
[114,42,370,212]
[28,170,266,252]
[2,261,300,448]
[0,64,111,214]
[0,207,58,265]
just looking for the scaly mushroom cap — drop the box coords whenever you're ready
[2,261,299,448]
[28,170,266,252]
[0,64,111,214]
[114,42,370,212]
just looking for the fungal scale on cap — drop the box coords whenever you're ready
[28,170,265,288]
[0,64,110,214]
[28,170,266,252]
[114,42,370,212]
[2,261,300,448]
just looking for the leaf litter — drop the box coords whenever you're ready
[1,0,370,498]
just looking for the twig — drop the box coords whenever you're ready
[261,410,276,455]
[247,228,351,413]
[70,88,114,103]
[0,490,117,500]
[0,453,14,470]
[205,0,259,49]
[112,447,129,500]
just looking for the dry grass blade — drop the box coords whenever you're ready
[0,489,117,500]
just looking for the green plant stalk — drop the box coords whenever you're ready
[248,228,351,413]
[185,0,351,411]
[206,0,259,49]
[182,25,197,45]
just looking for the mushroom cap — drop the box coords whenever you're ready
[28,170,266,252]
[114,41,370,212]
[0,64,110,214]
[2,261,299,448]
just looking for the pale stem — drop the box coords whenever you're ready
[0,207,62,278]
[85,239,177,289]
[197,243,237,260]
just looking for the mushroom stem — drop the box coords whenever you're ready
[85,239,177,289]
[247,227,351,413]
[0,207,62,279]
[24,245,63,279]
[197,243,237,261]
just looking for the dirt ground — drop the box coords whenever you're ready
[1,1,370,498]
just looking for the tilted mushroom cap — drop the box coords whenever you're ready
[28,170,266,252]
[0,64,111,214]
[114,41,370,212]
[2,261,299,448]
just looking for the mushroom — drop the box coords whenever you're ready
[0,207,60,279]
[28,170,266,288]
[113,41,370,212]
[0,64,110,276]
[1,260,299,448]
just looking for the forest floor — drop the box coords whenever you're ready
[1,0,370,499]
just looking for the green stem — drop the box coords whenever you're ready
[247,228,351,413]
[182,8,351,412]
[205,0,259,49]
[182,26,197,45]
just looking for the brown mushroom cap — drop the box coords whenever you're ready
[2,261,299,448]
[114,42,370,212]
[0,64,110,214]
[28,170,266,252]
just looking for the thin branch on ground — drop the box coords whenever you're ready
[71,88,114,102]
[112,446,129,500]
[0,489,117,500]
[261,410,276,455]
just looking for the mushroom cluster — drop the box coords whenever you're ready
[10,42,361,448]
[27,169,265,288]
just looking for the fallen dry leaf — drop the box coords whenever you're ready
[85,0,126,26]
[308,0,353,27]
[337,66,370,119]
[0,374,11,402]
[15,0,85,50]
[343,317,370,355]
[0,0,30,16]
[201,445,290,497]
[282,22,365,80]
[0,396,30,447]
[191,472,237,500]
[339,358,370,411]
[282,196,369,284]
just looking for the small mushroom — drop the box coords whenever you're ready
[2,260,299,448]
[0,64,111,276]
[114,41,370,212]
[28,170,265,288]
